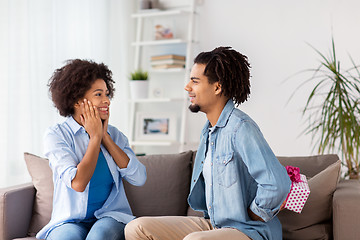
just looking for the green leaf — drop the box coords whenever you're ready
[288,35,360,177]
[129,69,148,80]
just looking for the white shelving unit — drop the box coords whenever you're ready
[129,98,184,103]
[129,1,196,154]
[131,39,187,46]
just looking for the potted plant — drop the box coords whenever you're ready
[291,36,360,178]
[129,69,149,99]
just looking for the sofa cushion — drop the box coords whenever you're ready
[123,151,193,217]
[24,153,53,237]
[277,156,341,240]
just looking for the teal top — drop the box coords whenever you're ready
[86,150,114,219]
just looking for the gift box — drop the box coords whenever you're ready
[284,166,310,213]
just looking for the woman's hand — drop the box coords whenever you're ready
[80,99,103,140]
[102,109,110,141]
[100,107,130,169]
[72,100,103,192]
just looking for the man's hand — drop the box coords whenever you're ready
[280,199,287,211]
[247,208,264,222]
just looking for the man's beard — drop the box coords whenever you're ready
[189,104,200,113]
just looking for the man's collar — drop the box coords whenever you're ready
[214,99,235,128]
[201,99,235,135]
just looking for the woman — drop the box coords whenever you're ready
[37,59,146,240]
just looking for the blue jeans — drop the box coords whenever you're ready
[46,217,125,240]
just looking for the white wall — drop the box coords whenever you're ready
[174,0,360,156]
[2,0,359,187]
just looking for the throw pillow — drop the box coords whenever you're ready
[123,151,193,217]
[277,154,339,178]
[24,153,53,237]
[277,159,341,240]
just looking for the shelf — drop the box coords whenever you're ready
[129,1,196,153]
[130,141,178,146]
[132,39,187,46]
[132,9,191,18]
[128,97,185,103]
[150,68,186,73]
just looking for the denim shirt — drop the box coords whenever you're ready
[188,100,291,240]
[37,117,147,239]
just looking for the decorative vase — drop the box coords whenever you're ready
[150,0,159,9]
[139,0,151,10]
[129,80,149,99]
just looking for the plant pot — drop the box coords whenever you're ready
[129,80,149,99]
[349,173,359,180]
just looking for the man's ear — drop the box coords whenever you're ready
[214,82,222,95]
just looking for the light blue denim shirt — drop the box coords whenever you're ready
[37,117,146,239]
[188,100,291,240]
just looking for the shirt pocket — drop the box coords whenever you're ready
[215,151,237,188]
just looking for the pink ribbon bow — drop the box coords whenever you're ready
[286,165,302,183]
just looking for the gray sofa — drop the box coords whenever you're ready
[1,151,360,240]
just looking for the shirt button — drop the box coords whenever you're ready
[211,162,213,166]
[201,161,203,164]
[194,179,196,182]
[211,142,214,146]
[208,205,211,209]
[223,161,226,164]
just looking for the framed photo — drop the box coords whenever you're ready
[135,112,177,141]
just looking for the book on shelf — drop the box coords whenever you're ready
[151,59,186,66]
[151,54,186,61]
[152,64,185,69]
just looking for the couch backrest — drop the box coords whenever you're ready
[24,151,341,240]
[123,151,194,217]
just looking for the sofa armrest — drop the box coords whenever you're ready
[0,183,35,240]
[333,180,360,240]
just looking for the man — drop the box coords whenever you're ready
[125,47,291,240]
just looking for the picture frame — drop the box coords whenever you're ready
[135,112,177,141]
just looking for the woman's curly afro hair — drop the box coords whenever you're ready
[194,46,251,106]
[48,59,115,117]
